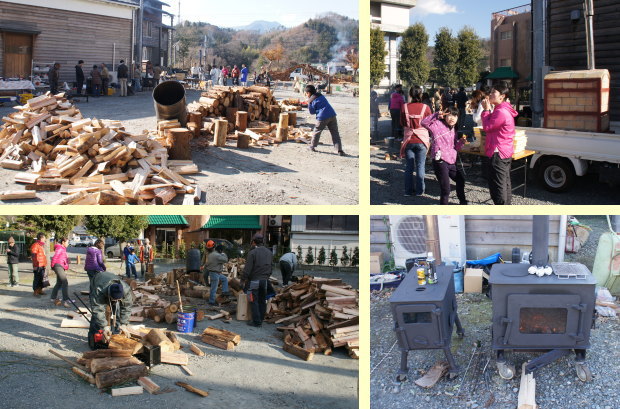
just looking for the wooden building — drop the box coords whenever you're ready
[139,0,174,67]
[0,0,138,81]
[544,0,620,122]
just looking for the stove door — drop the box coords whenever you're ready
[394,303,442,349]
[503,294,585,347]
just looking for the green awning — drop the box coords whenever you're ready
[486,66,519,79]
[201,216,261,230]
[147,215,189,226]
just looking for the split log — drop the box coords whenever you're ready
[283,338,314,361]
[72,367,96,384]
[82,349,133,359]
[95,364,148,389]
[160,351,189,366]
[235,111,248,132]
[414,361,449,388]
[175,381,209,397]
[201,327,241,350]
[276,113,289,142]
[90,356,142,374]
[236,132,250,149]
[138,377,160,394]
[190,343,205,356]
[288,111,297,126]
[0,190,37,200]
[145,328,174,351]
[108,334,143,354]
[111,386,143,396]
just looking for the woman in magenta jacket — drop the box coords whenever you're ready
[389,84,406,138]
[50,237,72,307]
[422,106,468,205]
[481,83,518,205]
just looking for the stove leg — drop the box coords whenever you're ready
[443,347,459,378]
[574,349,592,382]
[454,313,465,338]
[396,349,409,382]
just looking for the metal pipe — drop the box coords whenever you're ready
[531,0,545,127]
[153,80,187,126]
[558,215,568,262]
[531,215,550,266]
[424,215,442,264]
[584,0,595,70]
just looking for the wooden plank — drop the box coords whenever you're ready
[160,351,189,366]
[517,362,537,409]
[189,343,205,357]
[60,317,90,328]
[180,365,193,376]
[111,386,144,396]
[0,190,37,200]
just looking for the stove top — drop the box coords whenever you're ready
[489,263,597,286]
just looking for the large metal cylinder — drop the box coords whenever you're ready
[186,248,201,273]
[531,215,550,266]
[153,80,187,126]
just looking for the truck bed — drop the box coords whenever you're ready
[517,126,620,164]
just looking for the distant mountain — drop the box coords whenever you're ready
[234,20,284,33]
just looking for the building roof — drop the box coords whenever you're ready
[95,0,140,8]
[486,66,519,79]
[147,215,189,226]
[201,216,262,230]
[371,0,416,6]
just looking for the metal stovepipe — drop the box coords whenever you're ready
[531,215,550,266]
[584,0,595,70]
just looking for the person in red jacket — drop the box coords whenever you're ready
[481,82,518,205]
[30,233,48,296]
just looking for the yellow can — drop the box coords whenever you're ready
[417,268,426,285]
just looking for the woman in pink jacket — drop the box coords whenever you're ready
[481,83,518,205]
[50,237,72,307]
[422,106,468,205]
[389,84,406,138]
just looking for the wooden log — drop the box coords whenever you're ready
[268,105,281,123]
[188,111,202,126]
[72,366,96,384]
[98,191,126,205]
[175,381,209,397]
[236,292,251,321]
[108,334,143,354]
[154,186,177,205]
[283,340,314,361]
[288,111,297,126]
[138,377,160,394]
[111,386,143,396]
[90,356,142,374]
[202,327,241,344]
[226,107,238,124]
[82,349,133,359]
[276,113,289,142]
[95,364,147,389]
[0,190,37,200]
[235,111,248,132]
[236,132,250,149]
[214,119,228,147]
[165,312,177,324]
[166,128,192,160]
[160,351,189,366]
[145,328,173,350]
[195,310,205,321]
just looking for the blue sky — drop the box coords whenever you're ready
[410,0,530,44]
[163,0,358,27]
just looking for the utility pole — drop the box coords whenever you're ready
[137,0,144,67]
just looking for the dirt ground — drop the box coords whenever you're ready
[0,83,359,205]
[0,250,359,409]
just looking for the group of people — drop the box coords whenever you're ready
[192,64,252,87]
[388,82,517,205]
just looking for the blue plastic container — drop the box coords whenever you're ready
[453,268,464,293]
[177,311,195,333]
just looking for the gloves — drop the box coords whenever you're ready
[103,326,112,342]
[215,244,224,253]
[118,325,131,338]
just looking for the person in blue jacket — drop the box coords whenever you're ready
[305,84,346,156]
[125,248,139,279]
[240,64,249,86]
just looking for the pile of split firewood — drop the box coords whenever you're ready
[181,85,312,148]
[266,276,359,360]
[49,327,216,397]
[0,92,201,204]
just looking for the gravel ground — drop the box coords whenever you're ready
[0,83,359,205]
[371,217,620,409]
[370,101,619,205]
[0,248,359,409]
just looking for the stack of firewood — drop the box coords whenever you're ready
[265,276,359,361]
[0,92,201,204]
[188,85,276,121]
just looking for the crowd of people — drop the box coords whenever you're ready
[376,81,518,205]
[190,63,270,87]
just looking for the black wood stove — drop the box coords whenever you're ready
[490,216,596,382]
[390,265,464,381]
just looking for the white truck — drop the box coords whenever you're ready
[518,126,620,192]
[289,68,309,81]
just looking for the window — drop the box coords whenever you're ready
[305,216,359,231]
[500,31,512,40]
[155,228,176,252]
[500,58,511,67]
[144,21,153,38]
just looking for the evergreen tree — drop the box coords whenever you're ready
[433,27,458,88]
[16,215,81,241]
[456,27,482,87]
[340,246,350,266]
[305,246,314,265]
[297,245,303,260]
[398,23,430,87]
[351,247,359,267]
[329,248,339,267]
[317,246,327,265]
[370,27,387,86]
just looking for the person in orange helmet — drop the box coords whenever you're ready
[202,239,229,305]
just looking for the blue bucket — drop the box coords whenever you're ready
[177,311,195,333]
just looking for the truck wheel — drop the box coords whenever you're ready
[537,158,576,192]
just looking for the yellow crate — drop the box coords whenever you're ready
[19,93,34,104]
[107,88,115,96]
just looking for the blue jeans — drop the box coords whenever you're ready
[404,143,427,195]
[208,271,229,303]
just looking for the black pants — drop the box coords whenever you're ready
[488,152,512,205]
[248,280,267,325]
[432,159,466,205]
[50,82,58,95]
[390,109,402,138]
[51,264,69,301]
[32,267,45,291]
[76,79,84,94]
[279,261,293,285]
